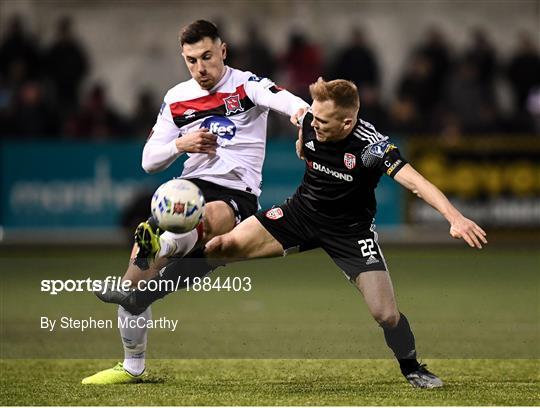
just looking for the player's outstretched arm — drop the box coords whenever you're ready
[393,164,488,249]
[244,77,309,121]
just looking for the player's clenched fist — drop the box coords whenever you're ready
[175,128,217,154]
[290,106,308,127]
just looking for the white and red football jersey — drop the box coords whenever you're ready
[142,66,308,197]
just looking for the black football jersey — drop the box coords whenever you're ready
[293,112,407,226]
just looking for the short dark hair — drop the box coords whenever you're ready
[180,20,221,46]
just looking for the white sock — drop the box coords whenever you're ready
[118,305,150,376]
[158,229,199,258]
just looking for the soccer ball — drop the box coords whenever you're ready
[151,179,205,233]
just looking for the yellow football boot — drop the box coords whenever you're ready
[81,362,144,385]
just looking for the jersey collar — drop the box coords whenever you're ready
[208,65,231,93]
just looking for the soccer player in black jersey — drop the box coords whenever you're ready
[99,78,487,388]
[203,78,487,388]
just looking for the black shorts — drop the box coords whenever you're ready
[254,198,388,281]
[186,178,258,225]
[156,179,257,281]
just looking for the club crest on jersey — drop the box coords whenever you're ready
[344,153,356,170]
[184,109,197,119]
[265,207,283,220]
[223,94,244,115]
[369,141,394,158]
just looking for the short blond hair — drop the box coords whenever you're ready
[309,78,360,116]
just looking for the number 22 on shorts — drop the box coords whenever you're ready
[358,238,377,257]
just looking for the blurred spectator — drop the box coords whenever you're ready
[329,27,380,89]
[358,85,388,131]
[413,26,453,108]
[387,96,425,135]
[64,83,127,139]
[396,51,436,123]
[442,56,498,134]
[212,18,239,68]
[132,89,158,139]
[438,112,464,143]
[45,17,89,116]
[506,31,540,113]
[237,24,276,79]
[281,31,323,101]
[0,15,42,86]
[10,81,59,137]
[1,15,535,140]
[526,87,540,134]
[0,78,11,136]
[464,27,497,94]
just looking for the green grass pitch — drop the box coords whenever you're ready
[1,246,538,405]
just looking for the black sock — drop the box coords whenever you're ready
[133,249,217,308]
[382,312,420,375]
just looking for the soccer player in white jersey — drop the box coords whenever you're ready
[82,20,308,384]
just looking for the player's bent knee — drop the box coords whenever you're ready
[373,310,400,329]
[205,235,224,257]
[205,233,242,259]
[220,234,244,258]
[202,201,235,241]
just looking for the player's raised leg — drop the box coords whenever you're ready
[138,200,236,263]
[96,214,286,317]
[83,201,237,385]
[355,271,443,389]
[128,214,285,311]
[128,215,282,310]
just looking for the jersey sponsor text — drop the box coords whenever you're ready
[307,160,354,182]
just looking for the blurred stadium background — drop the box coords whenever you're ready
[0,0,539,245]
[1,2,538,404]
